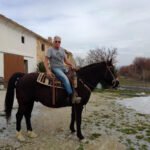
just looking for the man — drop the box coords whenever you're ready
[44,36,81,104]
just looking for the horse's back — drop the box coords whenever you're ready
[17,72,39,86]
[16,72,39,98]
[16,72,72,108]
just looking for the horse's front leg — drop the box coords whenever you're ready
[70,105,76,133]
[75,104,84,140]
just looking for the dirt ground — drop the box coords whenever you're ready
[0,90,150,150]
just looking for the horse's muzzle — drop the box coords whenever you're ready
[112,79,119,88]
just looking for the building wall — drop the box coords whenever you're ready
[24,56,37,72]
[0,53,4,77]
[36,39,51,63]
[0,19,37,76]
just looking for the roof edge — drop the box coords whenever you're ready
[0,14,49,43]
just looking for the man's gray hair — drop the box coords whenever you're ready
[54,36,61,41]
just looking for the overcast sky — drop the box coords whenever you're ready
[0,0,150,66]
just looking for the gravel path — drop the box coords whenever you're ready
[0,90,150,150]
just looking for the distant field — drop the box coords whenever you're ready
[119,76,150,87]
[95,76,150,94]
[95,88,150,97]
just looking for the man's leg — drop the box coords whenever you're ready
[52,68,81,104]
[52,68,73,95]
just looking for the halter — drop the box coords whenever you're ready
[105,65,118,87]
[106,65,116,80]
[79,63,117,91]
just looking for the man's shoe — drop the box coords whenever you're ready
[72,96,81,104]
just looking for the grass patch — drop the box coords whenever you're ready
[0,145,14,150]
[95,122,100,126]
[139,144,148,150]
[133,124,147,131]
[93,111,99,116]
[119,76,150,87]
[144,137,150,143]
[137,113,147,117]
[118,128,137,134]
[146,129,150,136]
[101,114,110,118]
[126,138,132,145]
[109,122,115,128]
[136,135,144,140]
[89,133,101,140]
[128,147,135,150]
[94,88,147,98]
[83,118,93,123]
[76,144,84,150]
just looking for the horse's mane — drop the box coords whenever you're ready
[77,61,106,74]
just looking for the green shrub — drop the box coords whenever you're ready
[37,62,46,72]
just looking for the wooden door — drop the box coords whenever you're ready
[4,53,24,86]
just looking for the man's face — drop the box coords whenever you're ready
[53,38,61,49]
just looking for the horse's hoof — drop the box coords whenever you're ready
[70,128,76,133]
[78,134,84,140]
[80,138,88,143]
[27,131,38,138]
[16,131,25,142]
[71,130,76,133]
[70,125,76,133]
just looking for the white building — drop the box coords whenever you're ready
[0,14,51,85]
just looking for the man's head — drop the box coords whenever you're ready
[53,36,61,49]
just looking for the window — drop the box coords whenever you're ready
[24,60,28,73]
[41,43,45,51]
[21,36,25,44]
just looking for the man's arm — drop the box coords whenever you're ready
[44,56,54,78]
[64,56,74,68]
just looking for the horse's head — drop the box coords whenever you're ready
[100,60,119,89]
[77,60,119,90]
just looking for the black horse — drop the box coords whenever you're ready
[5,61,119,141]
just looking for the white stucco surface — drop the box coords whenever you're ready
[0,19,37,73]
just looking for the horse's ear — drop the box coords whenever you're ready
[110,58,112,65]
[107,59,112,66]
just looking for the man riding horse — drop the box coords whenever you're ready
[44,36,81,104]
[5,36,119,141]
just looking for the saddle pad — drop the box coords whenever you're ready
[37,73,64,89]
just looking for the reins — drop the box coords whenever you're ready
[79,79,92,92]
[106,65,116,81]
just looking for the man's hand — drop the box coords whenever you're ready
[46,70,54,78]
[69,64,77,70]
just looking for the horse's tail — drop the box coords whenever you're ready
[5,72,25,122]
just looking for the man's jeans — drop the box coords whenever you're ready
[52,67,73,95]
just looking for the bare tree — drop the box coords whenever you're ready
[119,57,150,81]
[75,56,86,67]
[133,57,150,80]
[86,47,117,64]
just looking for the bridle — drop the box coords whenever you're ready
[106,65,116,80]
[78,64,118,91]
[79,79,92,92]
[105,65,118,87]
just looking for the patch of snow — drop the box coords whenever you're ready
[135,92,146,96]
[117,96,150,114]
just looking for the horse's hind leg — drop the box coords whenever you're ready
[70,105,76,133]
[16,107,25,141]
[24,101,37,138]
[16,108,23,131]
